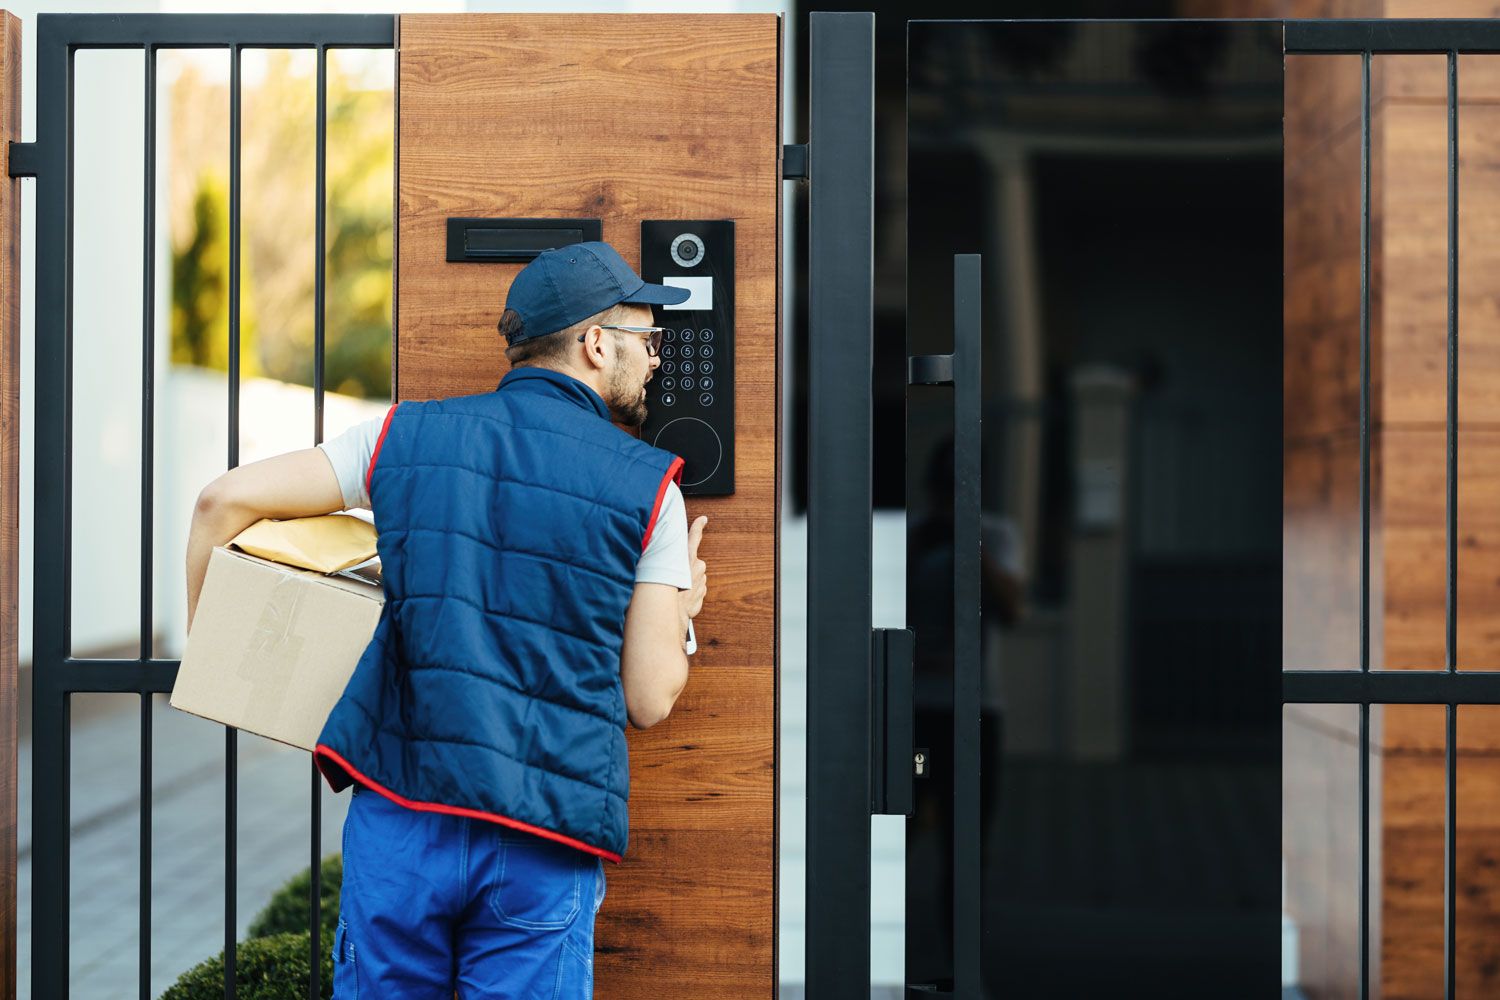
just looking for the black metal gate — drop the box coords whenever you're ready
[22,14,394,999]
[800,14,1500,1000]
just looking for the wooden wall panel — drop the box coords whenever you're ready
[395,15,780,996]
[0,14,18,999]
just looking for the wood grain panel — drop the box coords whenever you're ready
[396,15,780,996]
[0,14,18,999]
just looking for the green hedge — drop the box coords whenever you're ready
[159,854,342,1000]
[158,932,334,1000]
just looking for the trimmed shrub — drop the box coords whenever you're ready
[158,855,342,1000]
[248,853,343,943]
[157,931,333,1000]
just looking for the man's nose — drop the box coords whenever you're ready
[650,352,661,370]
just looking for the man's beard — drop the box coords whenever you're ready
[606,357,648,427]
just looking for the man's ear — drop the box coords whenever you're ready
[579,325,608,371]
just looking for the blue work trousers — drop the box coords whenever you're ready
[333,784,606,999]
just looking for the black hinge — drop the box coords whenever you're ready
[909,353,955,386]
[870,627,915,816]
[7,141,36,178]
[782,143,808,181]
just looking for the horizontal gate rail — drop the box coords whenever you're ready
[1282,670,1500,706]
[1286,18,1500,53]
[31,14,395,999]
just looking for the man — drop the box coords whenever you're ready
[185,241,709,998]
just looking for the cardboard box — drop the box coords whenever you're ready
[170,516,383,751]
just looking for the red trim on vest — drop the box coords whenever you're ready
[313,744,623,864]
[365,403,399,498]
[641,456,685,553]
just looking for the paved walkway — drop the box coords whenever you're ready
[20,694,350,999]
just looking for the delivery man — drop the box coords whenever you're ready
[185,240,709,998]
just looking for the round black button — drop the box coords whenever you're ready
[700,328,714,342]
[661,377,675,391]
[681,328,696,343]
[700,361,714,375]
[701,377,714,391]
[681,377,696,391]
[660,392,676,406]
[700,344,714,359]
[661,361,676,375]
[681,345,696,360]
[650,417,723,488]
[681,361,696,376]
[663,328,678,342]
[700,393,714,407]
[662,345,677,360]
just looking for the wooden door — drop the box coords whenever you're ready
[395,15,780,996]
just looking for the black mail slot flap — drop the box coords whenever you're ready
[446,217,603,263]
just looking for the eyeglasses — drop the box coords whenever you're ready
[579,325,665,358]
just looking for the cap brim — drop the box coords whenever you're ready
[620,280,692,306]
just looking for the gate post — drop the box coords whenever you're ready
[0,12,19,1000]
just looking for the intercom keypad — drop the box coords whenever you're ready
[641,220,734,495]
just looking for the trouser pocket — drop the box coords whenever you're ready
[332,916,357,1000]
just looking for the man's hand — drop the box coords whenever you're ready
[186,448,346,632]
[678,515,708,639]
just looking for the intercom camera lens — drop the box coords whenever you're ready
[670,233,707,269]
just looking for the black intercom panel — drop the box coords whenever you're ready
[641,220,734,495]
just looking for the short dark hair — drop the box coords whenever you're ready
[501,304,631,368]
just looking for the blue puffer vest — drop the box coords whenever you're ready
[313,367,683,862]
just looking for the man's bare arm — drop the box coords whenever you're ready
[186,448,346,631]
[620,515,708,729]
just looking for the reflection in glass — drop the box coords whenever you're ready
[907,21,1281,996]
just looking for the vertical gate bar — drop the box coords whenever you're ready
[309,43,328,1000]
[806,11,874,999]
[32,17,72,999]
[951,255,982,996]
[1358,46,1372,1000]
[139,43,157,997]
[1445,49,1459,1000]
[225,41,242,1000]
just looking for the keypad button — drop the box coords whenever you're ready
[700,361,714,375]
[661,345,677,360]
[660,377,675,391]
[682,361,696,376]
[701,377,714,391]
[700,329,714,342]
[681,345,696,360]
[700,344,714,359]
[700,393,714,407]
[663,328,678,342]
[681,328,696,343]
[681,377,696,391]
[660,392,676,406]
[661,361,676,375]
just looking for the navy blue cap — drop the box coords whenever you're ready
[503,241,691,345]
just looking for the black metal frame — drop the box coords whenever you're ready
[805,10,876,999]
[26,14,394,999]
[1280,19,1497,1000]
[798,13,1499,1000]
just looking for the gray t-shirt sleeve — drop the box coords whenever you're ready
[635,480,691,589]
[316,413,386,510]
